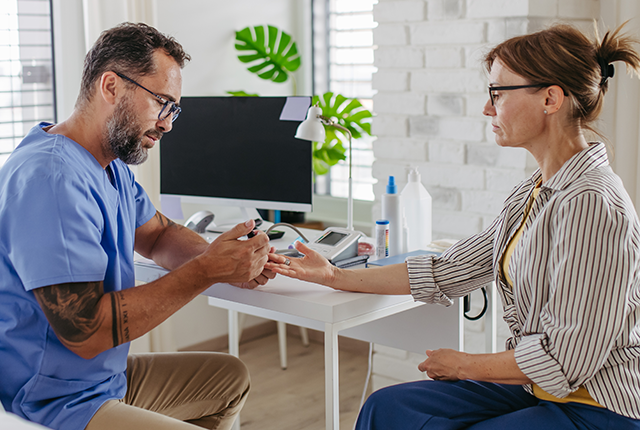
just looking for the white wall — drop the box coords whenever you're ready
[51,0,84,121]
[155,0,312,98]
[599,0,640,213]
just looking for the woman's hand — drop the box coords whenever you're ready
[265,241,338,287]
[418,349,466,381]
[267,241,411,295]
[418,349,533,385]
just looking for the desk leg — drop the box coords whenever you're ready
[228,310,241,430]
[486,282,498,353]
[324,323,340,430]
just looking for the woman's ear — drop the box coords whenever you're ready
[544,85,565,115]
[98,71,120,106]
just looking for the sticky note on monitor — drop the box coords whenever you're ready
[279,96,312,121]
[160,195,184,220]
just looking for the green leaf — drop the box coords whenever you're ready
[235,25,301,83]
[312,139,347,176]
[307,92,374,176]
[312,92,373,145]
[226,90,259,97]
[312,157,330,176]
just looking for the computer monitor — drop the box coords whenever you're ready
[159,96,313,219]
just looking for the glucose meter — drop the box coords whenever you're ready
[306,227,362,263]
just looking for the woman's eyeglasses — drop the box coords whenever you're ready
[488,84,555,106]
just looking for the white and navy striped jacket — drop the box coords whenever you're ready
[407,142,640,419]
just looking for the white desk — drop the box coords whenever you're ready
[134,229,463,430]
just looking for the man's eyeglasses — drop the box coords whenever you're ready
[115,72,181,122]
[487,84,555,106]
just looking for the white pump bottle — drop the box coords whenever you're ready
[401,168,432,251]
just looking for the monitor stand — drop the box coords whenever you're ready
[205,206,265,233]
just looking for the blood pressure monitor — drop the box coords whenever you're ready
[306,227,362,263]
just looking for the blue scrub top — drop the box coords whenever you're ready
[0,123,156,429]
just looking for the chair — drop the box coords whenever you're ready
[0,404,52,429]
[237,314,309,369]
[276,322,309,369]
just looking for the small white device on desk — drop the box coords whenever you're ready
[306,227,361,263]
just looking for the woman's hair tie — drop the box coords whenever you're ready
[598,57,615,86]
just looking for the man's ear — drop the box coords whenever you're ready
[99,71,120,106]
[544,85,565,115]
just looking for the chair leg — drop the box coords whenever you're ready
[277,321,287,369]
[299,326,309,347]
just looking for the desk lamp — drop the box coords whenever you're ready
[295,104,354,230]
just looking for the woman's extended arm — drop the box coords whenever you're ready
[266,241,411,295]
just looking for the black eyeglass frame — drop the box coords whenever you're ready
[115,72,181,122]
[488,83,557,106]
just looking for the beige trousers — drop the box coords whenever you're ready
[85,352,250,430]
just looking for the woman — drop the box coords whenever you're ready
[266,23,640,429]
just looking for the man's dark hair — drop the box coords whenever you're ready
[77,22,190,107]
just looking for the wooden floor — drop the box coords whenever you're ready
[227,332,370,430]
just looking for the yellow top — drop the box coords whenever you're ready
[501,184,603,408]
[532,385,603,407]
[501,187,540,286]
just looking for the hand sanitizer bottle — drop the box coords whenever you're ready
[401,168,432,251]
[381,176,402,256]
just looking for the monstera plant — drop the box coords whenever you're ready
[231,24,373,176]
[311,92,372,175]
[234,25,301,92]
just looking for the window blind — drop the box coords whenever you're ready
[0,0,55,167]
[314,0,377,201]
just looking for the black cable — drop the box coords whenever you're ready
[464,287,488,321]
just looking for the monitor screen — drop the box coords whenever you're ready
[160,96,313,212]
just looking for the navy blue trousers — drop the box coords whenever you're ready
[355,380,640,430]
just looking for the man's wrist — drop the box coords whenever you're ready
[185,252,221,287]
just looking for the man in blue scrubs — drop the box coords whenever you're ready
[0,23,272,430]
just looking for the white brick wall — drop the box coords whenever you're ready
[370,0,600,390]
[373,0,426,23]
[373,137,428,161]
[372,71,409,91]
[374,23,409,46]
[428,140,465,164]
[373,93,426,115]
[375,46,424,68]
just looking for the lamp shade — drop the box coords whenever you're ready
[295,106,326,142]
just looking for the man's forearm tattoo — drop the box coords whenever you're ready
[110,290,130,346]
[34,282,104,346]
[154,211,177,229]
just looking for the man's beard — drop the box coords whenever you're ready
[105,96,160,165]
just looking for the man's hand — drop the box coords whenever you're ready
[230,245,277,289]
[197,219,271,285]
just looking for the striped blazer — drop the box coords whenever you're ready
[407,142,640,419]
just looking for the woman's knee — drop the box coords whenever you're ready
[361,383,407,415]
